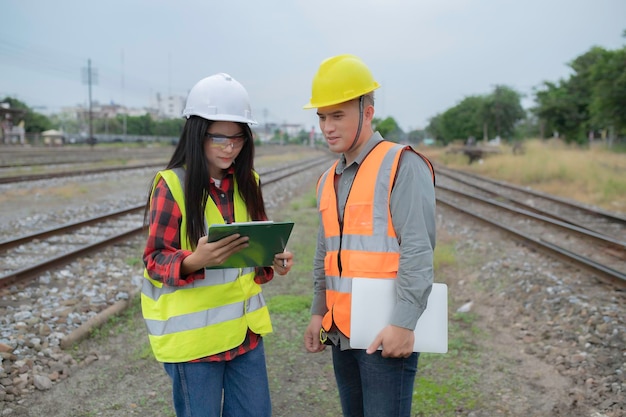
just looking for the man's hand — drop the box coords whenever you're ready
[304,315,326,353]
[366,325,414,358]
[273,250,294,276]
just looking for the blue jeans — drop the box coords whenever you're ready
[332,346,419,417]
[163,339,271,417]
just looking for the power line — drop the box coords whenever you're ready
[0,36,179,107]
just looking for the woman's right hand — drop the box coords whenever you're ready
[182,234,249,273]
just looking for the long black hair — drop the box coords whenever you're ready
[144,116,267,248]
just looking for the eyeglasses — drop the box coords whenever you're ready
[205,133,247,150]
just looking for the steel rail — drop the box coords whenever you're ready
[0,162,166,184]
[0,228,144,287]
[0,206,143,250]
[436,184,626,250]
[0,155,332,185]
[436,165,626,225]
[436,195,626,289]
[0,156,334,287]
[0,156,332,250]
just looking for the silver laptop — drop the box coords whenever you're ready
[350,280,448,353]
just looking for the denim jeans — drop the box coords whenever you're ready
[331,346,419,417]
[163,339,271,417]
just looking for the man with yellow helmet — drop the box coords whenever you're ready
[303,54,436,416]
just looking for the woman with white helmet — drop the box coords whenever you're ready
[142,73,293,417]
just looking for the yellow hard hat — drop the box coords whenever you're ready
[303,54,380,109]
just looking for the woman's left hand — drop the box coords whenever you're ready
[273,250,293,275]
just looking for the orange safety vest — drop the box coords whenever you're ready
[316,141,435,337]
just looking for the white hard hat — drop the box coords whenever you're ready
[182,73,257,124]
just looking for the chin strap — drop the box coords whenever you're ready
[347,96,364,153]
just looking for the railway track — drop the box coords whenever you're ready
[1,152,624,414]
[4,158,623,289]
[0,162,169,184]
[0,155,331,288]
[435,166,626,288]
[0,143,288,182]
[0,146,171,170]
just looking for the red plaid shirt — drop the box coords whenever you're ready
[143,167,273,362]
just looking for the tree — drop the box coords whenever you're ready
[94,115,122,135]
[373,117,404,142]
[532,46,611,144]
[153,118,185,137]
[126,114,155,135]
[424,87,524,144]
[426,114,445,144]
[26,112,53,133]
[533,80,580,140]
[295,129,310,144]
[49,112,81,134]
[588,46,626,140]
[436,95,486,143]
[483,85,525,140]
[513,111,541,140]
[1,97,52,133]
[407,129,426,144]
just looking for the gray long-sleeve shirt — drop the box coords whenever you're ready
[311,132,436,344]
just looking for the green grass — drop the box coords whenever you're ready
[125,255,143,267]
[267,294,312,314]
[88,295,142,340]
[432,139,626,213]
[433,241,456,271]
[413,311,483,416]
[411,233,486,416]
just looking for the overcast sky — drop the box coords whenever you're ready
[1,0,624,132]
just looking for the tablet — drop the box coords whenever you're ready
[206,221,294,268]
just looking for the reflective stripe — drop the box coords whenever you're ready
[317,169,332,202]
[370,144,403,233]
[244,291,266,312]
[327,234,398,252]
[172,166,185,185]
[145,292,266,336]
[142,167,273,362]
[142,267,254,302]
[326,275,351,293]
[325,235,341,250]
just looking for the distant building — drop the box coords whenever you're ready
[151,93,186,119]
[253,122,305,142]
[61,102,140,121]
[0,102,26,144]
[282,123,305,137]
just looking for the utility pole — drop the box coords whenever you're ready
[82,59,98,147]
[88,59,93,146]
[121,49,127,138]
[309,126,315,147]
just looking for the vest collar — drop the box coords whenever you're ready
[336,131,384,175]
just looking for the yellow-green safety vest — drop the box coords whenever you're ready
[142,167,272,363]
